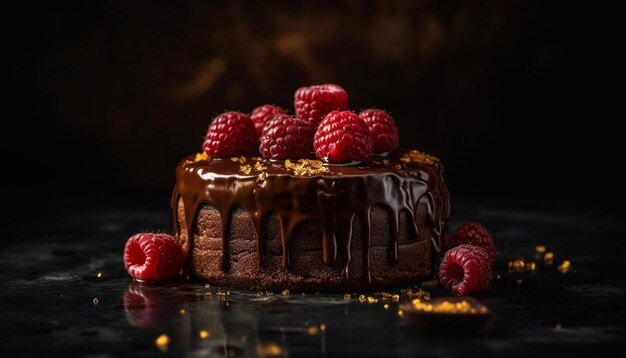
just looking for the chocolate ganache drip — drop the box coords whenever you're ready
[171,148,450,283]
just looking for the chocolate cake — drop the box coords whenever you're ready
[172,149,450,291]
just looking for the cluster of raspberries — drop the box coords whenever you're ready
[439,223,496,296]
[202,84,399,163]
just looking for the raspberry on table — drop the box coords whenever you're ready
[439,244,492,296]
[358,109,399,153]
[259,114,314,160]
[445,223,496,266]
[124,233,184,281]
[295,84,349,127]
[203,111,258,158]
[250,104,285,137]
[313,110,373,163]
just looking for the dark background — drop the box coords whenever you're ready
[5,1,614,218]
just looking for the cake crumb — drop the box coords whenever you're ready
[199,330,210,339]
[239,164,252,175]
[155,334,169,351]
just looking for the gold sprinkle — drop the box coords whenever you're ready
[555,323,562,331]
[526,261,537,271]
[239,164,252,175]
[421,280,439,288]
[308,326,319,335]
[257,342,282,357]
[256,172,267,183]
[194,152,209,162]
[320,323,326,332]
[96,272,102,279]
[281,289,289,296]
[558,260,571,273]
[239,156,247,163]
[395,164,402,170]
[398,310,404,316]
[251,156,263,161]
[496,274,502,280]
[382,159,390,165]
[391,294,400,302]
[508,259,526,272]
[92,298,99,306]
[343,293,351,300]
[409,299,489,314]
[205,284,210,288]
[284,159,329,176]
[400,150,439,165]
[230,157,239,162]
[544,252,554,261]
[358,294,366,303]
[199,330,210,339]
[241,335,248,342]
[179,309,186,315]
[155,334,170,351]
[535,245,547,253]
[384,304,390,310]
[367,296,378,304]
[254,161,267,172]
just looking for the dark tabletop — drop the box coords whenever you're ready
[1,198,625,357]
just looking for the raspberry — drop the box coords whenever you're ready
[259,114,314,160]
[439,244,492,296]
[445,223,496,266]
[250,104,285,137]
[294,84,349,127]
[314,110,373,163]
[203,111,258,158]
[358,109,399,153]
[124,233,184,281]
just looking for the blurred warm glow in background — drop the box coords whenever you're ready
[9,0,597,208]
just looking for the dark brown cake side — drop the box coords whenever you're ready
[172,149,450,291]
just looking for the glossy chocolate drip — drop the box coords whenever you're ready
[171,149,450,283]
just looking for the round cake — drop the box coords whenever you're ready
[172,149,450,291]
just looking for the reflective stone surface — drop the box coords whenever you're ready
[2,199,624,356]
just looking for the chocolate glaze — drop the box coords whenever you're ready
[171,149,450,284]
